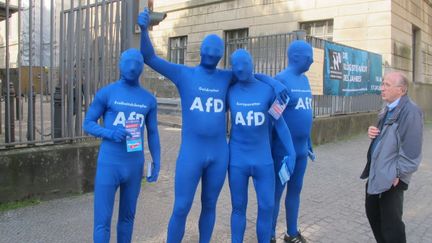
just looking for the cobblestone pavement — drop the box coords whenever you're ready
[1,123,431,243]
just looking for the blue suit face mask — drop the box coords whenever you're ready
[200,34,224,69]
[287,40,314,75]
[119,48,144,85]
[231,49,254,82]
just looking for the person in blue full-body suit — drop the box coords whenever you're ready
[83,48,161,243]
[257,40,315,243]
[137,8,288,243]
[228,49,296,243]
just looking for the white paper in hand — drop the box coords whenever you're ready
[278,162,290,185]
[147,161,153,178]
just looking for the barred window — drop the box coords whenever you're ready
[224,28,249,66]
[300,19,333,41]
[168,36,187,64]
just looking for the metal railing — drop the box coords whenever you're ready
[224,32,382,117]
[0,2,382,149]
[0,0,125,149]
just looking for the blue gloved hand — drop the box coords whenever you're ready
[146,161,160,182]
[108,127,131,142]
[137,8,150,31]
[307,137,316,161]
[274,84,289,105]
[254,73,289,105]
[308,150,316,162]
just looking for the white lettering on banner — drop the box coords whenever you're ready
[190,97,223,112]
[113,112,145,127]
[235,111,265,126]
[295,97,312,110]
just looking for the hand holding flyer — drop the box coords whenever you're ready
[278,156,292,185]
[125,119,143,152]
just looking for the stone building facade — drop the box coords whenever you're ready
[134,0,432,117]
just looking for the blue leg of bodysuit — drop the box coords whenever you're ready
[253,163,275,243]
[117,162,144,243]
[93,161,144,243]
[229,165,249,243]
[229,163,275,243]
[272,147,308,237]
[94,164,118,243]
[167,151,202,243]
[167,142,228,243]
[199,149,229,242]
[285,153,308,236]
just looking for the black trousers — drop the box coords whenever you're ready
[365,182,407,243]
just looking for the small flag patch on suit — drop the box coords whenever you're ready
[268,98,288,120]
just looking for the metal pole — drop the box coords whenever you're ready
[5,83,15,144]
[121,0,134,51]
[5,0,14,144]
[17,0,22,141]
[27,0,35,142]
[39,0,44,141]
[108,0,114,83]
[84,0,91,110]
[67,0,75,137]
[114,0,120,79]
[75,0,83,136]
[93,0,99,92]
[50,0,55,139]
[100,0,106,86]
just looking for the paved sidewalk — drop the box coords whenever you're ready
[1,124,431,243]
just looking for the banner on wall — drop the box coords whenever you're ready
[324,42,382,96]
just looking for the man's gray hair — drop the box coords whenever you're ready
[385,71,409,94]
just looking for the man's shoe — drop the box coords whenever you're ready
[283,232,307,243]
[270,237,277,243]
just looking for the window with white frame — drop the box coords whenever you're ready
[300,19,333,41]
[169,36,187,64]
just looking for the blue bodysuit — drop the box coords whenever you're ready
[139,9,230,243]
[266,40,315,239]
[83,49,161,243]
[228,49,296,243]
[137,9,288,243]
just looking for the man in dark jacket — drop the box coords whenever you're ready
[361,71,423,243]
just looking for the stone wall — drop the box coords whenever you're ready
[0,141,99,203]
[312,112,377,145]
[409,81,432,121]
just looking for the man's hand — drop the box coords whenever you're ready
[368,126,380,139]
[109,128,131,142]
[146,162,160,183]
[137,8,150,31]
[308,150,316,162]
[271,80,289,105]
[254,73,289,105]
[393,178,400,187]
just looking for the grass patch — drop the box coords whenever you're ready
[141,178,147,187]
[0,199,40,212]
